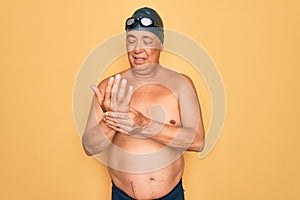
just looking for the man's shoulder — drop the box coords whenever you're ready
[161,66,194,86]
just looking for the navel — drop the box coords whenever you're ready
[150,177,155,181]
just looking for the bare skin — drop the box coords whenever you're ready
[82,31,205,199]
[108,76,185,199]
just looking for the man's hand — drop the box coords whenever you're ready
[110,74,134,112]
[103,108,164,139]
[91,74,134,113]
[103,109,152,136]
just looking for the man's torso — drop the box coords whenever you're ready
[108,81,184,199]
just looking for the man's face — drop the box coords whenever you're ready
[126,30,163,68]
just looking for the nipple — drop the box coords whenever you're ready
[169,120,176,125]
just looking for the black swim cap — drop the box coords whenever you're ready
[125,7,164,44]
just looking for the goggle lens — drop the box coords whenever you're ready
[126,18,135,26]
[140,18,153,26]
[125,17,156,30]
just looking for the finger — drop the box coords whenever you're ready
[105,111,129,119]
[111,74,121,98]
[104,77,114,102]
[116,124,131,134]
[115,118,134,126]
[103,117,117,126]
[104,122,130,135]
[104,115,133,127]
[104,122,119,131]
[125,85,134,105]
[103,115,117,124]
[90,85,103,105]
[116,124,142,136]
[116,128,130,136]
[111,74,121,107]
[117,79,127,102]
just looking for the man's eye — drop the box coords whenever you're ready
[144,39,153,44]
[127,40,136,44]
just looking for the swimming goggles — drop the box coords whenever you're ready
[125,17,158,30]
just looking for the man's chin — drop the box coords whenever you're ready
[131,62,160,69]
[130,62,147,69]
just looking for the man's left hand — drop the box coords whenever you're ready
[103,109,152,137]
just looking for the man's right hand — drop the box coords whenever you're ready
[91,74,134,113]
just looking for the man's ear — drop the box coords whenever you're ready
[159,43,164,50]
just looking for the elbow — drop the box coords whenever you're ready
[81,133,101,156]
[82,140,109,156]
[82,143,96,156]
[82,138,103,156]
[188,137,205,152]
[196,139,205,152]
[82,134,94,156]
[188,127,205,152]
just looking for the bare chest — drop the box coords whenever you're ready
[130,84,180,126]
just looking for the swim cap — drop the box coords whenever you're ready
[125,7,164,44]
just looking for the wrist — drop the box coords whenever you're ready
[99,120,114,132]
[141,120,163,138]
[142,117,151,127]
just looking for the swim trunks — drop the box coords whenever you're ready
[112,179,185,200]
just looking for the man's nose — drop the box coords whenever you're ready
[133,40,145,53]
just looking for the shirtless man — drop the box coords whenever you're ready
[82,7,205,200]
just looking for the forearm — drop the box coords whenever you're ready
[82,120,116,156]
[103,112,205,152]
[82,96,117,156]
[143,120,205,152]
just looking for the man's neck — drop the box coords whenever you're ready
[130,63,161,78]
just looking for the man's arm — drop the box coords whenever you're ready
[148,74,205,151]
[145,120,204,152]
[82,96,116,156]
[82,74,134,155]
[103,74,205,152]
[82,78,117,156]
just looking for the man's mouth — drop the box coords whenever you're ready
[133,56,146,64]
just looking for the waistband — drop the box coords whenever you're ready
[112,178,184,200]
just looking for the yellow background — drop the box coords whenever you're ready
[1,0,299,199]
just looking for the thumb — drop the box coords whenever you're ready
[90,84,103,105]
